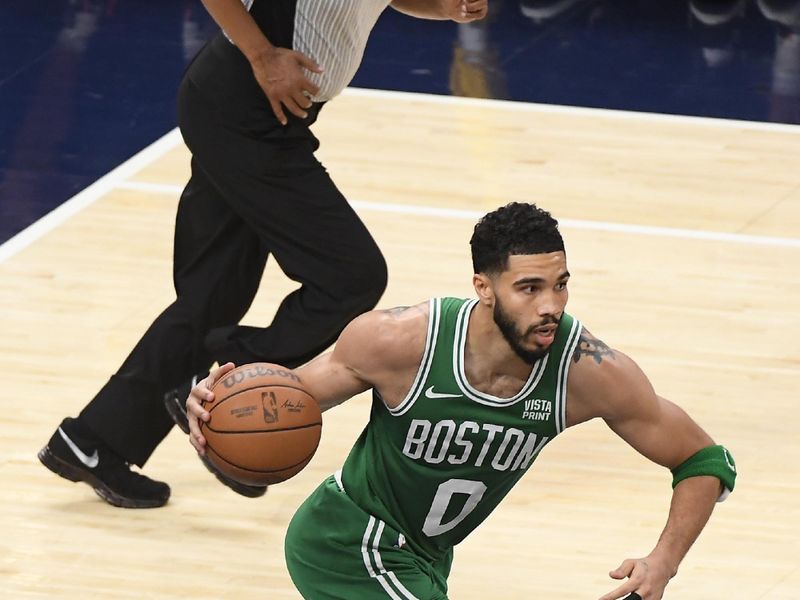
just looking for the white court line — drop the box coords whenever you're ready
[114,180,800,249]
[2,86,800,265]
[0,129,184,264]
[344,87,800,134]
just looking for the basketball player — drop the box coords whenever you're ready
[186,203,737,599]
[38,0,489,508]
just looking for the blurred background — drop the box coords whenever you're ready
[1,0,798,241]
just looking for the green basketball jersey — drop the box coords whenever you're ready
[340,297,583,562]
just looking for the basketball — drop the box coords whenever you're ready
[200,363,322,486]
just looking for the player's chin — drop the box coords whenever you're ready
[520,342,550,362]
[532,343,553,357]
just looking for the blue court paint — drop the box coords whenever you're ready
[1,0,798,243]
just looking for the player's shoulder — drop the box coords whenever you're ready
[339,301,430,365]
[567,326,648,423]
[350,301,429,329]
[571,327,627,373]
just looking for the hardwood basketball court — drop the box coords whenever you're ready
[1,89,798,598]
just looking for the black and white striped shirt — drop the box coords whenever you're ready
[295,0,391,101]
[230,0,392,102]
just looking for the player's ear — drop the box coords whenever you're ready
[473,273,495,305]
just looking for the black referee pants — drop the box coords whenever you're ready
[80,34,387,466]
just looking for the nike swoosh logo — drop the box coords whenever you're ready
[424,386,462,399]
[58,427,99,468]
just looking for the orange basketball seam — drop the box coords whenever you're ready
[209,384,314,405]
[203,422,322,434]
[205,447,319,474]
[206,386,318,421]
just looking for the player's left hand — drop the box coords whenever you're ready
[598,556,673,600]
[444,0,489,23]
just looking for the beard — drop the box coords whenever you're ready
[492,298,560,365]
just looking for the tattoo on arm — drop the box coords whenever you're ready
[573,329,616,364]
[384,306,411,315]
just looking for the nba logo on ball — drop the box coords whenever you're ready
[200,363,322,486]
[262,392,279,423]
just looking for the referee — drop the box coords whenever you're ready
[39,0,489,508]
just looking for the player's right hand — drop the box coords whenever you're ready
[250,47,323,125]
[599,556,671,600]
[186,362,236,455]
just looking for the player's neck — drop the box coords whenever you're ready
[464,305,535,393]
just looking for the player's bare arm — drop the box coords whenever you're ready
[567,328,724,600]
[298,302,431,411]
[200,0,322,124]
[185,303,430,453]
[391,0,489,23]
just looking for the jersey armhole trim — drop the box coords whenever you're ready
[555,318,582,434]
[388,298,440,416]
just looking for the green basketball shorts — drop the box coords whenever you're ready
[285,473,451,600]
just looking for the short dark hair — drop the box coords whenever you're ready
[470,202,564,274]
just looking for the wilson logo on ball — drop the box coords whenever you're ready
[221,364,300,388]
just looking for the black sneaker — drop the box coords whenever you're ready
[38,417,170,509]
[163,373,267,499]
[163,372,207,434]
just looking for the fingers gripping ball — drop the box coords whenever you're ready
[200,363,322,486]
